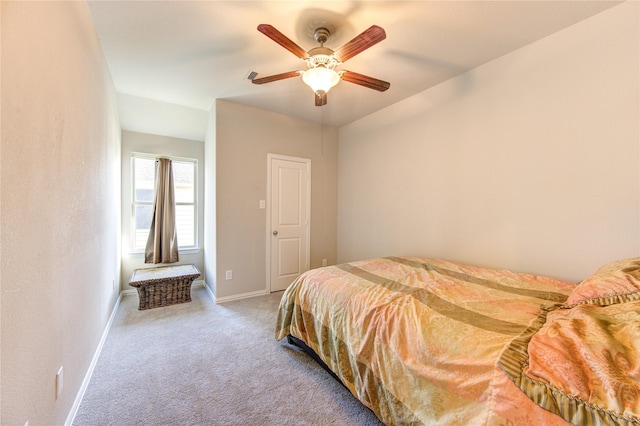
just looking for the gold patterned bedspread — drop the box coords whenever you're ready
[275,256,576,425]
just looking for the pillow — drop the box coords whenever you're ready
[499,298,640,425]
[567,257,640,305]
[523,301,640,423]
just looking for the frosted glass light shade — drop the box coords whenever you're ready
[302,67,340,94]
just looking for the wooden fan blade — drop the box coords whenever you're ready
[251,71,301,84]
[314,92,327,106]
[257,24,309,59]
[333,25,386,62]
[340,71,390,92]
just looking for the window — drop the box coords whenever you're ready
[131,154,197,252]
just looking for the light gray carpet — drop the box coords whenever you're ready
[72,286,384,426]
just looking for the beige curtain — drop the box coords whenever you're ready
[145,158,179,264]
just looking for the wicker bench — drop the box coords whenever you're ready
[129,264,201,310]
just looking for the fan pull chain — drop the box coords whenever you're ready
[321,106,324,155]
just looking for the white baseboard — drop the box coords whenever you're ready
[203,281,216,302]
[209,287,268,304]
[65,291,124,426]
[202,280,269,304]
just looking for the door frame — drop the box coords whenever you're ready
[265,153,311,293]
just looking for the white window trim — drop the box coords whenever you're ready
[130,152,199,255]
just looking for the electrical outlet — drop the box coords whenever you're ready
[55,367,63,400]
[225,270,233,280]
[322,259,327,267]
[259,200,265,209]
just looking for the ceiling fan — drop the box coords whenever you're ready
[251,24,390,106]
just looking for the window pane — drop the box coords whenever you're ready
[134,205,153,250]
[131,155,197,252]
[175,204,195,247]
[134,158,155,202]
[173,161,194,203]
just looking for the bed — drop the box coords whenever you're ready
[275,256,640,425]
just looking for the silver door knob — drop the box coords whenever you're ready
[272,230,278,236]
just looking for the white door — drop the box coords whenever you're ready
[267,155,310,292]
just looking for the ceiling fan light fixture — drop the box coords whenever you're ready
[255,24,389,105]
[302,66,340,95]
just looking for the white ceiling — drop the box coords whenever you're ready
[88,0,620,137]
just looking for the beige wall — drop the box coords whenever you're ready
[120,131,205,290]
[338,2,639,283]
[1,2,121,424]
[214,100,338,300]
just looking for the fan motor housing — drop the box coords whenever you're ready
[308,46,335,58]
